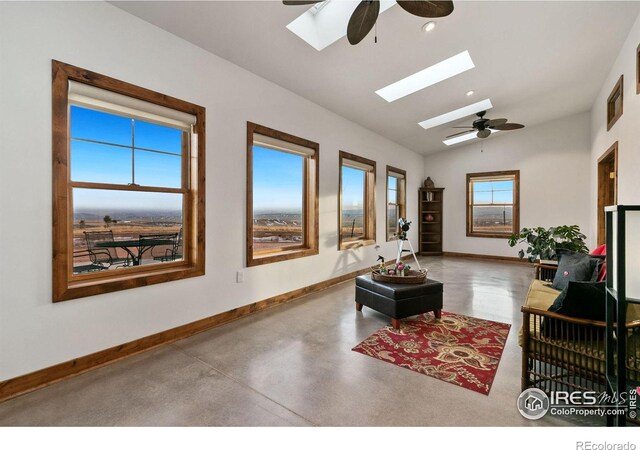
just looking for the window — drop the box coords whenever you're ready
[637,44,640,95]
[246,122,318,266]
[386,166,406,241]
[52,61,205,302]
[607,75,623,131]
[466,171,519,238]
[339,151,376,249]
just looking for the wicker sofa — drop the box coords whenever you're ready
[519,264,640,408]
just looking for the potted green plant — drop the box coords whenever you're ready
[508,225,589,262]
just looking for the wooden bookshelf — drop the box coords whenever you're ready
[419,187,444,255]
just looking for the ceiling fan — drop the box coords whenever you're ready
[445,111,525,140]
[283,1,455,45]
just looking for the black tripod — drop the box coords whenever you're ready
[395,220,421,270]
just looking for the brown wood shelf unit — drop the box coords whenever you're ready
[419,187,444,256]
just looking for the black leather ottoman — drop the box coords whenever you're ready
[355,274,443,329]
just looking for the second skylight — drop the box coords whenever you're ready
[419,98,493,130]
[375,51,475,102]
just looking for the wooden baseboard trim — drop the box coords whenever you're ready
[442,251,533,265]
[0,254,410,403]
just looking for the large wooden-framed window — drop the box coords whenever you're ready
[246,122,319,267]
[339,151,376,250]
[466,170,519,238]
[52,61,205,302]
[386,166,406,241]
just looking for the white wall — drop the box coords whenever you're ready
[589,13,640,237]
[422,112,592,257]
[0,2,425,380]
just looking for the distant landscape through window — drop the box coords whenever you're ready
[252,145,304,251]
[246,123,318,266]
[386,167,406,241]
[341,166,365,243]
[53,61,205,301]
[338,151,375,250]
[71,106,184,273]
[467,171,519,237]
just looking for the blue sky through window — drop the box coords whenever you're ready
[388,176,397,191]
[70,106,183,211]
[342,166,365,212]
[252,145,304,214]
[473,180,514,204]
[74,189,183,214]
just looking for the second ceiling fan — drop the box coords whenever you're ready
[283,0,455,45]
[445,111,525,140]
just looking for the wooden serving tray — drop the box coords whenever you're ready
[371,268,427,284]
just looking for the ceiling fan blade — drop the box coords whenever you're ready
[492,123,525,131]
[347,0,380,45]
[396,1,454,18]
[486,118,507,127]
[451,126,474,129]
[477,129,492,139]
[445,130,475,139]
[283,1,321,5]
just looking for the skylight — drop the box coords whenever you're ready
[375,51,475,102]
[286,0,396,51]
[443,129,499,146]
[418,98,493,130]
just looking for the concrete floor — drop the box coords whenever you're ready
[0,256,589,426]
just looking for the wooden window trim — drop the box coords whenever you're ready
[338,151,376,250]
[636,44,640,95]
[386,165,406,241]
[52,60,206,302]
[246,122,319,267]
[466,170,520,239]
[597,141,618,245]
[606,74,624,131]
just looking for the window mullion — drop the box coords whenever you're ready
[130,119,136,186]
[302,156,308,247]
[363,170,368,238]
[69,180,185,194]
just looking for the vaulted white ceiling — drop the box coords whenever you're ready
[112,1,640,154]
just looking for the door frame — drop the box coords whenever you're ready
[597,141,618,245]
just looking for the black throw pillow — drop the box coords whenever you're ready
[551,250,602,291]
[542,281,607,339]
[548,281,606,320]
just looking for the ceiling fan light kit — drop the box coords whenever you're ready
[422,21,437,32]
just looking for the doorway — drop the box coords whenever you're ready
[597,142,618,245]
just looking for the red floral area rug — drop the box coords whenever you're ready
[352,312,511,395]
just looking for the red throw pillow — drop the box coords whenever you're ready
[590,244,606,281]
[597,263,606,282]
